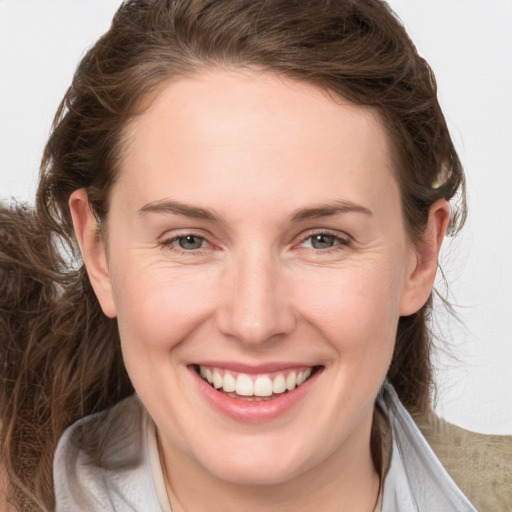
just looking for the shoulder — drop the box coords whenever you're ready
[53,395,161,511]
[56,394,145,471]
[413,411,512,512]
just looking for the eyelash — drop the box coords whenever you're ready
[159,233,211,254]
[159,230,352,255]
[297,230,352,253]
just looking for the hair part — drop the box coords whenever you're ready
[1,0,466,509]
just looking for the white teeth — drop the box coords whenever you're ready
[235,374,254,396]
[285,371,297,390]
[254,376,273,397]
[223,372,236,392]
[296,369,312,386]
[212,370,223,389]
[272,374,287,394]
[198,366,314,397]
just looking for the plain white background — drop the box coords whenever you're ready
[0,0,511,435]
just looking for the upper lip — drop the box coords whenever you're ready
[190,361,319,374]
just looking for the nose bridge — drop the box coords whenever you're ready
[217,244,295,346]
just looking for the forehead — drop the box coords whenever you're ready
[115,68,398,217]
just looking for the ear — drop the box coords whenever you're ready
[69,188,117,318]
[400,198,451,316]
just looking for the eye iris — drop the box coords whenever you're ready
[178,235,203,250]
[311,234,336,249]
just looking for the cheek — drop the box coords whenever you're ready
[295,261,405,354]
[110,258,217,351]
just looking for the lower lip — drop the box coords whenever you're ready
[190,367,321,423]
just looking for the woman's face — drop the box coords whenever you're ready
[76,69,437,488]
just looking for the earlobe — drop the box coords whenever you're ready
[69,189,117,318]
[399,198,451,316]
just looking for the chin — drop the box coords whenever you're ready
[191,435,318,486]
[205,459,304,487]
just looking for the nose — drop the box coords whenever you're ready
[216,249,296,347]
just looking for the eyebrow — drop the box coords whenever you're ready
[137,198,372,222]
[290,200,373,222]
[138,200,222,222]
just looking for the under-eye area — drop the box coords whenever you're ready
[191,364,324,401]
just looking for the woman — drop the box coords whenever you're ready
[0,0,510,511]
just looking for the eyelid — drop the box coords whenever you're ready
[158,226,212,242]
[159,229,216,254]
[297,228,351,244]
[158,228,352,255]
[293,228,353,254]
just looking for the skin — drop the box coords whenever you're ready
[70,69,449,511]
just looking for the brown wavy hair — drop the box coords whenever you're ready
[0,0,465,510]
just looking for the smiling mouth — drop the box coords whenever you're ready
[193,364,322,401]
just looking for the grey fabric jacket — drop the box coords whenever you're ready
[53,383,510,511]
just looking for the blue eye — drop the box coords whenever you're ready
[309,234,338,250]
[176,235,205,250]
[301,232,349,251]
